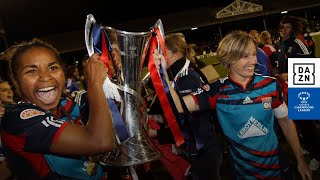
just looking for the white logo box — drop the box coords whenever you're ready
[288,58,320,88]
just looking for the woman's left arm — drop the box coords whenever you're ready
[277,115,312,180]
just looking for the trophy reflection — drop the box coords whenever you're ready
[85,14,162,166]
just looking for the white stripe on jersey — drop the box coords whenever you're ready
[294,38,310,55]
[74,90,86,105]
[41,116,65,128]
[42,120,50,127]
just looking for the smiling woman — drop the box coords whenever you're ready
[0,38,115,179]
[13,46,65,112]
[152,30,313,179]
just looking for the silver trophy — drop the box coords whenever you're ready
[85,14,163,166]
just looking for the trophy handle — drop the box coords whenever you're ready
[140,19,164,86]
[85,14,96,56]
[153,19,165,38]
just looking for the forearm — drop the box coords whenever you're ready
[86,82,115,148]
[164,71,199,112]
[163,71,183,112]
[154,49,199,113]
[278,117,304,163]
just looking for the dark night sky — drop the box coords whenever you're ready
[0,0,319,52]
[0,0,233,43]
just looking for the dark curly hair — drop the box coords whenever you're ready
[0,38,63,97]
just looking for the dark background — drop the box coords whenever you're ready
[0,0,319,64]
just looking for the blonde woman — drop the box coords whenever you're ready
[153,30,312,180]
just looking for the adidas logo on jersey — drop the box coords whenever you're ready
[179,68,189,77]
[237,116,269,139]
[243,96,253,104]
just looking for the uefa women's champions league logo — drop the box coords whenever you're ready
[294,91,314,112]
[298,92,310,104]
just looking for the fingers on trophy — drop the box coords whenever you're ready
[153,49,167,70]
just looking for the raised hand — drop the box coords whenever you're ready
[84,53,108,86]
[153,49,167,71]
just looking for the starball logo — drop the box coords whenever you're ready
[294,92,314,112]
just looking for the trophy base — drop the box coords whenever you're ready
[99,135,163,167]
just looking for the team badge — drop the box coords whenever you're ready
[262,97,271,109]
[20,109,45,119]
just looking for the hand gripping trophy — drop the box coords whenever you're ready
[84,14,164,167]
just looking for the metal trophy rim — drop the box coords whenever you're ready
[84,13,163,167]
[85,14,96,57]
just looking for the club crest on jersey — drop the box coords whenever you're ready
[262,97,272,109]
[20,109,45,119]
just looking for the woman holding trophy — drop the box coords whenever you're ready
[152,30,311,179]
[0,38,115,179]
[147,32,224,180]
